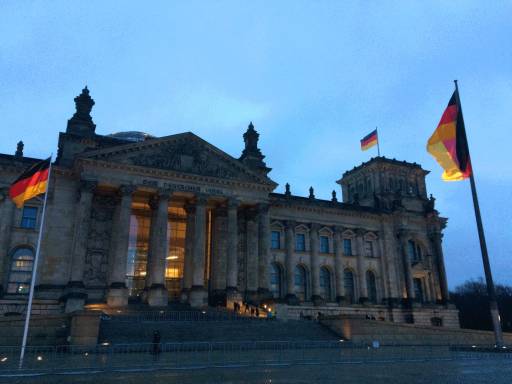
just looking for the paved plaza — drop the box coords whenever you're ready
[2,358,512,384]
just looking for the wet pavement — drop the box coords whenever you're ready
[3,357,512,384]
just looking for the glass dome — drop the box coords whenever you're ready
[108,131,155,142]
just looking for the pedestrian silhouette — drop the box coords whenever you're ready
[152,330,161,356]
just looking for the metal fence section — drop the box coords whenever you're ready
[101,309,274,322]
[0,341,510,375]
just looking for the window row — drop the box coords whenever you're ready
[271,231,375,257]
[270,263,379,304]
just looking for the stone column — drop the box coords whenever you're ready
[65,180,96,312]
[375,234,389,303]
[379,224,401,304]
[210,205,227,305]
[257,203,271,300]
[180,203,195,303]
[0,189,15,295]
[431,231,449,303]
[226,198,241,307]
[355,229,368,303]
[245,208,259,302]
[147,190,171,307]
[309,223,322,305]
[333,227,345,304]
[399,230,415,303]
[284,220,298,304]
[189,195,208,308]
[107,185,136,307]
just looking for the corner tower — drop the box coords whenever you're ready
[337,156,430,212]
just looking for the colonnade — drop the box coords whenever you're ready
[63,182,271,311]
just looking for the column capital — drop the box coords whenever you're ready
[195,194,209,206]
[284,220,296,231]
[355,228,367,237]
[309,223,321,232]
[119,184,137,196]
[257,202,270,214]
[79,179,97,193]
[245,206,259,221]
[184,201,196,214]
[157,188,173,200]
[227,197,240,209]
[334,225,346,235]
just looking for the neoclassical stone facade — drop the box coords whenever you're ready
[0,88,457,327]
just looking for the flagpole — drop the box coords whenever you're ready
[454,80,504,347]
[18,158,53,369]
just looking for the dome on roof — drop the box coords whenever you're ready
[108,131,156,142]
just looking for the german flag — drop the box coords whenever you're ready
[9,158,51,208]
[360,129,378,151]
[427,90,472,181]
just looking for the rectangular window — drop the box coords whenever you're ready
[364,241,374,257]
[20,207,37,229]
[295,233,306,251]
[343,239,352,256]
[320,236,329,253]
[271,231,281,249]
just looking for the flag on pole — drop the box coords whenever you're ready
[9,158,51,208]
[360,129,378,151]
[427,91,472,181]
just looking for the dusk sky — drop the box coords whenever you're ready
[1,1,510,288]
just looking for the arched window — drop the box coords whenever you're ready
[366,271,377,304]
[7,247,34,294]
[320,267,332,301]
[344,269,355,304]
[270,263,283,299]
[294,265,307,302]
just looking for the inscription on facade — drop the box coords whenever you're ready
[142,179,228,196]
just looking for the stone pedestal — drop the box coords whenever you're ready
[189,286,208,308]
[107,285,128,307]
[64,282,87,313]
[70,311,101,346]
[148,284,168,307]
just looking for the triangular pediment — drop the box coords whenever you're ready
[78,132,276,187]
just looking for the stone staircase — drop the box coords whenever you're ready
[99,311,339,344]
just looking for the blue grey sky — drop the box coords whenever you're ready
[1,1,511,287]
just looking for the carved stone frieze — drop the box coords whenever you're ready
[128,140,239,180]
[84,195,116,286]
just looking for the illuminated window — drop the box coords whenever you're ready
[126,212,151,296]
[7,247,34,294]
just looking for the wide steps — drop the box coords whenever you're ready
[99,318,339,344]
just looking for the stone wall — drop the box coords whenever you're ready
[0,314,70,346]
[322,315,512,346]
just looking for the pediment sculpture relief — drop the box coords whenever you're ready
[125,140,244,180]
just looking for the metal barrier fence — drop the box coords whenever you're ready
[0,341,510,375]
[102,309,273,322]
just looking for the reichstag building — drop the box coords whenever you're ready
[0,88,459,327]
